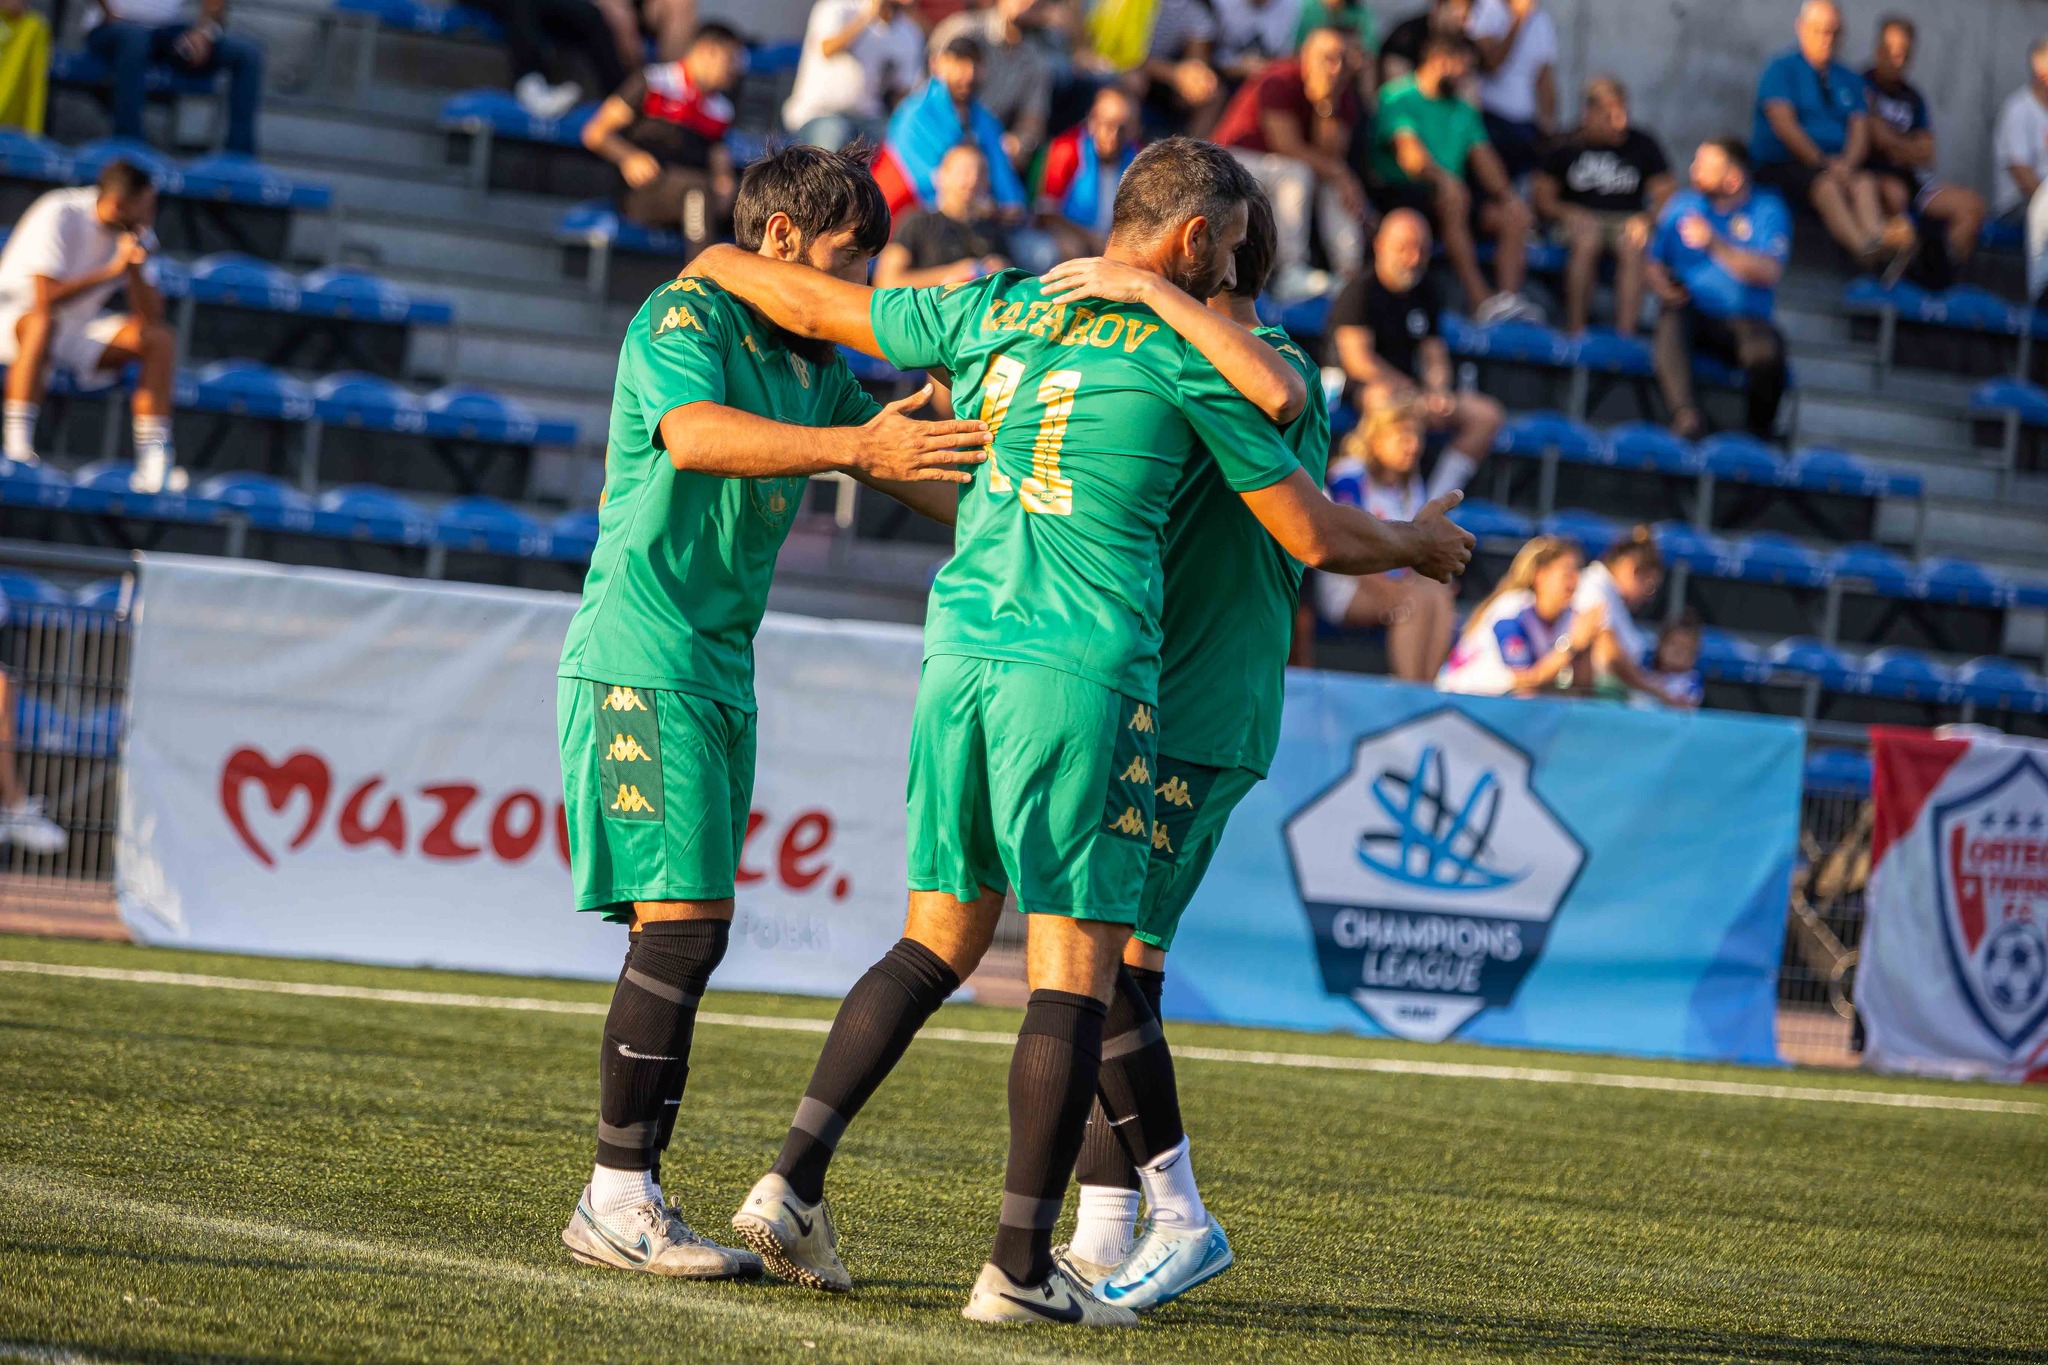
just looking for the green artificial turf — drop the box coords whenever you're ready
[0,934,2042,1364]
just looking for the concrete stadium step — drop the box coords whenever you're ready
[1774,305,1856,349]
[1795,388,1974,450]
[294,210,565,283]
[264,156,574,239]
[450,325,621,392]
[260,104,450,177]
[1918,499,2048,571]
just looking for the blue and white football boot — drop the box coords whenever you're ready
[1095,1216,1234,1311]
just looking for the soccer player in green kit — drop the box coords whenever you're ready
[1039,196,1363,1310]
[686,137,1472,1326]
[554,143,992,1280]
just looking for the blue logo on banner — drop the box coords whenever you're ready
[1285,710,1585,1043]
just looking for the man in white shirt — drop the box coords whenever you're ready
[1995,37,2048,219]
[1467,0,1556,180]
[0,162,184,493]
[1212,0,1302,85]
[84,0,264,154]
[784,0,925,150]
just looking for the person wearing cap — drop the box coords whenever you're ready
[873,34,1029,219]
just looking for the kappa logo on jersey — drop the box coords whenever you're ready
[1929,755,2048,1051]
[611,784,656,815]
[1120,755,1151,784]
[1284,709,1585,1043]
[602,686,648,712]
[1128,704,1154,734]
[606,734,652,763]
[1156,775,1194,809]
[654,304,703,337]
[1110,806,1147,837]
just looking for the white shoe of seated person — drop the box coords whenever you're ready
[1,797,66,855]
[129,455,188,495]
[515,72,584,120]
[4,449,40,469]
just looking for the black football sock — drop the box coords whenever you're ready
[989,989,1107,1287]
[1073,966,1162,1191]
[594,918,730,1179]
[1095,963,1184,1168]
[771,937,960,1204]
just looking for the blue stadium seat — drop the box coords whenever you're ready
[1971,378,2048,426]
[70,461,144,493]
[50,48,217,97]
[1496,410,1602,459]
[68,137,182,193]
[1605,422,1700,474]
[1696,627,1770,684]
[1859,647,1955,701]
[1958,657,2048,712]
[333,0,504,37]
[1843,275,1929,315]
[1651,518,1721,570]
[181,153,333,211]
[422,386,576,446]
[313,371,427,431]
[1915,556,2008,607]
[1788,445,1919,498]
[186,253,302,310]
[176,360,316,420]
[1729,531,1831,588]
[1539,508,1618,556]
[0,567,70,609]
[1803,746,1872,794]
[1451,497,1533,542]
[1829,542,1917,597]
[315,485,432,543]
[1700,432,1785,486]
[439,89,595,146]
[1445,316,1576,367]
[1767,636,1854,686]
[196,471,316,531]
[1276,292,1333,338]
[1574,328,1655,378]
[0,128,74,183]
[434,495,544,554]
[550,506,601,558]
[558,200,687,256]
[299,267,455,326]
[71,578,126,615]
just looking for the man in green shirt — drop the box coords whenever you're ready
[1370,31,1540,323]
[692,137,1471,1326]
[556,142,991,1283]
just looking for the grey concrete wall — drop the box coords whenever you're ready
[1537,0,2044,193]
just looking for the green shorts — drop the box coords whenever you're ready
[1135,757,1261,951]
[907,654,1156,921]
[557,676,756,919]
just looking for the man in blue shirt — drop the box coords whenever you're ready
[1647,138,1791,440]
[1751,0,1913,273]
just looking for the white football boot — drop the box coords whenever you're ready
[961,1261,1137,1327]
[730,1172,851,1293]
[1096,1215,1234,1311]
[562,1186,763,1279]
[1051,1242,1117,1295]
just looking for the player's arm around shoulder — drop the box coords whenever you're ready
[685,244,885,356]
[1239,474,1475,581]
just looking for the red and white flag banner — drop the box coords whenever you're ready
[1860,725,2048,1082]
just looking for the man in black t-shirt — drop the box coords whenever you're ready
[1329,208,1501,493]
[580,24,745,255]
[1531,76,1675,334]
[1378,0,1469,85]
[872,144,1013,287]
[1864,15,1985,282]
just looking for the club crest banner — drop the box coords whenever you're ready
[1859,726,2048,1082]
[1161,673,1803,1064]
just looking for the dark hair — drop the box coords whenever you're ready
[1602,524,1664,575]
[732,139,890,256]
[1421,31,1474,63]
[1110,135,1260,245]
[1702,136,1752,175]
[1879,13,1915,41]
[1301,22,1351,44]
[939,34,982,62]
[1228,189,1278,299]
[691,20,743,49]
[96,159,155,200]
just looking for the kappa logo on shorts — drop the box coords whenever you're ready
[1110,806,1147,838]
[601,686,648,712]
[1151,820,1173,853]
[1156,775,1194,808]
[606,734,652,763]
[1128,704,1155,734]
[1120,755,1151,784]
[611,783,656,815]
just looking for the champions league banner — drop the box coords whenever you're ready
[1859,727,2048,1083]
[1163,674,1803,1065]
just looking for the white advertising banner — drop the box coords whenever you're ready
[117,553,924,993]
[1860,726,2048,1082]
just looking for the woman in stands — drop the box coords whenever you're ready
[1316,402,1459,681]
[1574,526,1698,707]
[1438,534,1603,696]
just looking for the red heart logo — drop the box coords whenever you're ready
[219,748,332,868]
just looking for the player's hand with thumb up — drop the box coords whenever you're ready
[851,383,992,483]
[1409,490,1477,583]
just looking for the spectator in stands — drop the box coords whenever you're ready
[1646,137,1791,441]
[0,0,51,135]
[0,663,65,854]
[85,0,265,153]
[1035,84,1140,259]
[1466,0,1556,180]
[466,0,626,118]
[1751,0,1914,275]
[1132,0,1224,136]
[0,163,181,494]
[876,37,1030,218]
[1648,612,1704,708]
[1330,209,1502,508]
[1531,76,1673,335]
[1438,534,1601,696]
[1212,0,1300,86]
[1572,527,1694,707]
[874,144,1011,285]
[1213,26,1367,298]
[642,0,696,62]
[1378,0,1467,85]
[1295,0,1376,85]
[931,0,1053,164]
[1863,16,1983,283]
[582,24,742,258]
[1994,38,2048,222]
[1370,33,1540,323]
[783,0,926,150]
[1318,405,1459,681]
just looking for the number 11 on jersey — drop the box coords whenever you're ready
[977,354,1078,517]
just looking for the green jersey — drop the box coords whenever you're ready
[1371,75,1489,184]
[558,277,881,709]
[1157,326,1329,776]
[869,272,1300,702]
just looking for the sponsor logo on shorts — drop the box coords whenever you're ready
[1128,704,1154,734]
[1151,820,1173,853]
[607,734,652,763]
[1120,755,1151,784]
[602,686,648,712]
[611,784,656,815]
[1156,775,1194,809]
[1285,709,1584,1043]
[1110,806,1147,838]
